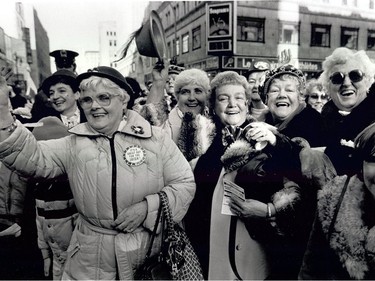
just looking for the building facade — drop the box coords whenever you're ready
[127,0,375,82]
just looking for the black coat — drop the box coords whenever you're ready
[322,91,375,176]
[264,106,326,148]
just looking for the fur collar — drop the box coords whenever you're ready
[318,175,375,279]
[177,113,216,161]
[220,139,256,172]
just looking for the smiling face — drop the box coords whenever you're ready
[328,59,368,112]
[49,83,79,116]
[177,84,207,115]
[80,84,128,136]
[214,84,248,126]
[306,86,329,113]
[266,75,301,122]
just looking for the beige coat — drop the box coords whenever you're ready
[0,110,196,280]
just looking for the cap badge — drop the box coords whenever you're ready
[131,125,144,134]
[123,145,146,166]
[253,61,269,70]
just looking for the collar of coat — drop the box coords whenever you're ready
[318,175,375,279]
[68,110,152,138]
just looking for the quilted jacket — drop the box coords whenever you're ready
[0,110,196,280]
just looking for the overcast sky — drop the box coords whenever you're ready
[24,0,150,71]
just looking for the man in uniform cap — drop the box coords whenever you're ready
[49,50,79,74]
[246,59,271,120]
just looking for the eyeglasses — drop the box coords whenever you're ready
[309,94,329,100]
[329,69,364,85]
[79,93,119,109]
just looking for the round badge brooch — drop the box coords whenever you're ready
[123,145,146,166]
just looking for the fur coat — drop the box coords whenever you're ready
[299,175,375,280]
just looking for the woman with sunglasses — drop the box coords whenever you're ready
[0,66,195,279]
[304,79,330,113]
[320,47,375,176]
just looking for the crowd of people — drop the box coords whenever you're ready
[1,45,375,280]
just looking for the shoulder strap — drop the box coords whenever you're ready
[144,196,163,259]
[328,176,350,239]
[229,216,242,280]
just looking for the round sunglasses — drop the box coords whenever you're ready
[329,69,364,85]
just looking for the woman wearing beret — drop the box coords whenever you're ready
[260,64,326,148]
[0,66,195,280]
[299,122,375,280]
[184,71,315,280]
[319,47,375,176]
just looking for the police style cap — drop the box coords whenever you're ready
[41,69,78,96]
[168,64,185,75]
[77,66,134,103]
[50,50,79,68]
[248,59,271,75]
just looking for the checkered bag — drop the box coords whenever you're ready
[159,191,204,280]
[134,191,204,280]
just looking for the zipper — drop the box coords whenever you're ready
[109,135,118,219]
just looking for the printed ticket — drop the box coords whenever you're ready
[221,179,245,216]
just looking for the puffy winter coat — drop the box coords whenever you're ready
[0,110,196,280]
[0,162,27,233]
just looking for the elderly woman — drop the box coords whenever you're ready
[299,122,375,280]
[319,47,375,176]
[137,67,215,161]
[0,66,195,280]
[260,64,326,148]
[184,71,314,280]
[304,78,329,113]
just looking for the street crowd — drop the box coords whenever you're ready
[1,45,375,280]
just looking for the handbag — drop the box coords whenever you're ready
[134,191,204,280]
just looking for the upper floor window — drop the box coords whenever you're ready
[341,26,359,49]
[368,29,375,50]
[370,0,374,9]
[176,38,180,55]
[279,21,300,44]
[192,26,201,50]
[182,33,189,54]
[311,24,330,47]
[342,0,347,5]
[237,17,265,42]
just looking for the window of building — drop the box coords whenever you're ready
[192,26,201,50]
[114,31,116,36]
[279,21,300,44]
[368,30,375,50]
[371,0,374,9]
[114,40,117,47]
[342,0,347,5]
[109,40,112,46]
[168,41,172,57]
[237,17,265,42]
[183,1,187,15]
[341,26,359,49]
[182,33,189,53]
[311,24,330,47]
[176,38,180,55]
